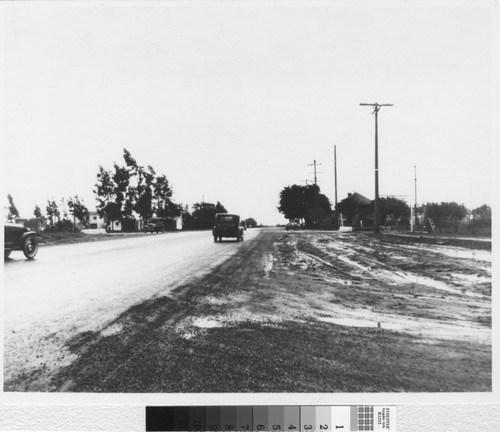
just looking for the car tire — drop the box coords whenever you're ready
[22,235,38,259]
[4,250,11,259]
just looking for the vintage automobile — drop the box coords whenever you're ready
[144,217,165,234]
[286,220,302,231]
[212,213,244,242]
[4,223,40,260]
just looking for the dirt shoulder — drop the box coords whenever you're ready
[10,228,491,392]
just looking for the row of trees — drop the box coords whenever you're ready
[6,148,258,232]
[278,183,491,233]
[183,201,227,230]
[6,194,90,231]
[95,149,257,231]
[94,149,181,228]
[336,195,410,228]
[423,202,491,233]
[6,191,258,232]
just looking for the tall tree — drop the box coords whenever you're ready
[113,162,131,217]
[245,217,257,228]
[472,204,491,221]
[7,194,19,221]
[33,204,42,218]
[278,184,331,225]
[134,165,156,221]
[191,201,227,229]
[135,184,153,222]
[95,166,122,227]
[122,148,139,217]
[123,148,138,170]
[94,148,180,229]
[379,197,410,227]
[68,196,90,228]
[46,200,60,228]
[278,185,308,220]
[424,201,468,232]
[153,174,174,217]
[215,201,228,214]
[181,204,195,230]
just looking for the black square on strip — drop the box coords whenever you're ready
[146,407,174,431]
[357,405,374,431]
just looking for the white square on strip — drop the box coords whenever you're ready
[330,406,351,431]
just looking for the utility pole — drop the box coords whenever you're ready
[308,159,321,227]
[309,159,319,186]
[414,165,419,232]
[360,102,393,233]
[334,146,338,227]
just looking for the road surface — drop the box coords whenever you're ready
[3,228,260,389]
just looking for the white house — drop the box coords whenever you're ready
[88,211,106,229]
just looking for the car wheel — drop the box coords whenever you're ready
[22,235,38,259]
[4,250,11,259]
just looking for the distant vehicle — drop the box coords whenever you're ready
[286,220,301,231]
[212,213,245,242]
[4,223,40,260]
[144,217,165,234]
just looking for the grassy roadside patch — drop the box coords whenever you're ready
[39,230,145,245]
[382,232,491,251]
[51,316,490,392]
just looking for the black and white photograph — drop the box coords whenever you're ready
[1,0,498,429]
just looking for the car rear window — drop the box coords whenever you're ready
[217,216,238,222]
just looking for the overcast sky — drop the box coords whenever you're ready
[1,1,496,225]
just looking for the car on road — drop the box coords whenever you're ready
[286,220,302,231]
[144,217,165,234]
[213,213,244,242]
[4,223,40,260]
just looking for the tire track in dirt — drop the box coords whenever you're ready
[288,232,491,341]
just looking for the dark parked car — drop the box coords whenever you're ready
[286,220,304,231]
[144,217,165,234]
[4,223,40,259]
[212,213,244,242]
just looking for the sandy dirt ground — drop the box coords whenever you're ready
[4,229,491,392]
